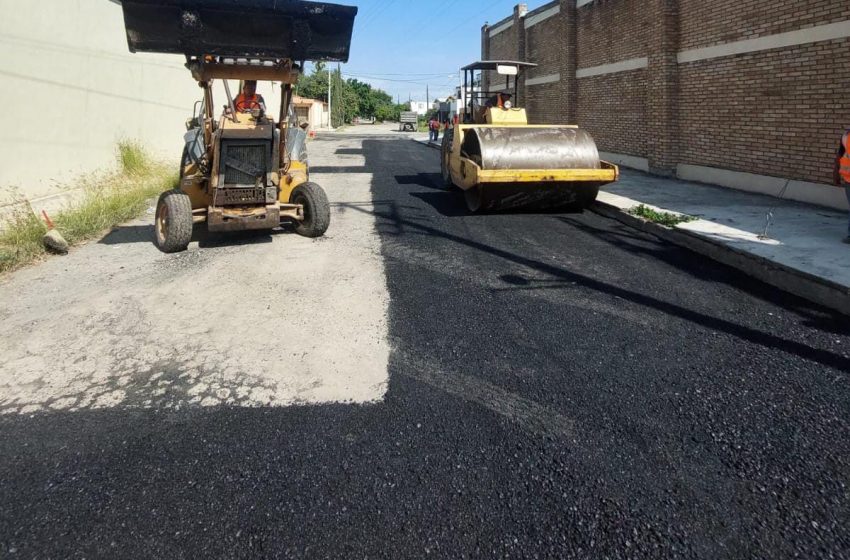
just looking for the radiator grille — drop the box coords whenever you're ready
[222,144,268,186]
[214,187,267,206]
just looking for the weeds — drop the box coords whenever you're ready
[0,142,177,274]
[629,204,697,227]
[117,140,152,175]
[0,205,47,273]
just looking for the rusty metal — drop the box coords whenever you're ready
[279,203,304,221]
[207,205,281,232]
[213,187,268,206]
[223,80,238,122]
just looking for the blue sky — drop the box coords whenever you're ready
[325,0,544,104]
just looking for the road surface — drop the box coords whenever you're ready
[1,123,849,558]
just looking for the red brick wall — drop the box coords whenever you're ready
[481,0,850,186]
[577,71,648,156]
[679,37,850,184]
[576,0,651,68]
[679,0,849,50]
[485,16,519,94]
[524,4,565,124]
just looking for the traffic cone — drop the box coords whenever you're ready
[41,210,69,255]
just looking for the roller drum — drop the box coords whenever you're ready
[460,127,603,213]
[467,127,600,171]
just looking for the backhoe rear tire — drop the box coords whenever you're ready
[154,190,193,253]
[291,182,331,238]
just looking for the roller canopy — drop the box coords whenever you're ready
[119,0,357,62]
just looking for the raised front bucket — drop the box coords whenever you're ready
[119,0,358,61]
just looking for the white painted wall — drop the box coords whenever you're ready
[0,0,283,203]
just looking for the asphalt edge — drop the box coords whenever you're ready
[414,136,850,317]
[592,200,850,317]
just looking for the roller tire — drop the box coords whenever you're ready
[291,182,331,238]
[441,130,455,188]
[154,190,193,253]
[464,185,489,213]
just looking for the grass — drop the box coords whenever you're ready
[0,141,177,274]
[628,204,697,228]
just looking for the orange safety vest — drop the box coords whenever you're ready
[840,132,850,184]
[235,94,263,112]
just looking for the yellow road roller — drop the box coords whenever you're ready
[441,61,618,212]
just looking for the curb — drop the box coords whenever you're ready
[591,200,850,317]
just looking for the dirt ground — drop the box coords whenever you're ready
[0,131,391,414]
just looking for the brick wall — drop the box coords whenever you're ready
[524,2,563,124]
[679,37,850,184]
[481,0,850,200]
[679,0,849,50]
[577,71,647,155]
[576,0,651,68]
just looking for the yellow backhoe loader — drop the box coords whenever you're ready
[119,0,357,252]
[441,61,618,212]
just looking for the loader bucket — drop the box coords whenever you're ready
[119,0,357,62]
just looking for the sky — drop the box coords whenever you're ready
[321,0,549,104]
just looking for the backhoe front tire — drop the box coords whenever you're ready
[291,182,330,238]
[154,190,193,253]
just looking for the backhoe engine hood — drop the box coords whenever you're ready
[119,0,357,62]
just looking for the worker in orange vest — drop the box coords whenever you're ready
[428,116,440,143]
[234,80,267,113]
[834,129,850,243]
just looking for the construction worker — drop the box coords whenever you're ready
[428,115,440,143]
[834,129,850,243]
[485,90,513,109]
[234,80,266,113]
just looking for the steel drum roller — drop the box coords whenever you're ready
[463,127,601,171]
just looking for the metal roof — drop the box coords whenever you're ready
[461,61,538,71]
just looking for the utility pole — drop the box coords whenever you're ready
[426,85,430,111]
[327,65,333,130]
[337,62,341,127]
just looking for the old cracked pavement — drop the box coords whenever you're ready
[1,124,849,559]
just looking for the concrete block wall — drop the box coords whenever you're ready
[482,0,850,209]
[0,0,282,207]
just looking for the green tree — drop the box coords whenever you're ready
[296,62,329,102]
[296,64,402,124]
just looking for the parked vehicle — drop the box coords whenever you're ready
[399,111,418,132]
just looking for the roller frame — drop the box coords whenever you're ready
[446,125,619,192]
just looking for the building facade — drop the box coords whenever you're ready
[482,0,850,209]
[0,0,283,208]
[293,96,329,130]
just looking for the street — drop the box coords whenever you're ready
[2,124,849,558]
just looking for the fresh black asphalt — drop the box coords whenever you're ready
[2,133,849,559]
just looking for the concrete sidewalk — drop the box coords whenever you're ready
[598,170,850,315]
